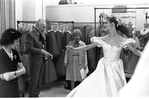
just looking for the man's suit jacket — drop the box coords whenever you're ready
[26,29,45,67]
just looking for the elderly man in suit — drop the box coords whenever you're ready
[27,19,53,97]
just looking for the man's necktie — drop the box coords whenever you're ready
[39,33,45,45]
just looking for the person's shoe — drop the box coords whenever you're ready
[64,82,71,90]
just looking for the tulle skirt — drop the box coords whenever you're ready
[56,51,66,77]
[42,58,57,84]
[125,53,140,74]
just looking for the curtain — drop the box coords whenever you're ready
[0,0,15,39]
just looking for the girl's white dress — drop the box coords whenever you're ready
[67,37,135,97]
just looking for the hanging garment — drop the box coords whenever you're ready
[55,30,65,76]
[19,30,30,54]
[120,49,127,71]
[87,47,97,75]
[56,51,66,76]
[124,36,140,74]
[39,32,57,85]
[143,32,149,47]
[55,30,63,54]
[84,25,94,44]
[84,25,97,75]
[42,58,57,84]
[55,31,73,77]
[61,31,73,51]
[20,54,30,75]
[125,52,140,74]
[46,30,60,57]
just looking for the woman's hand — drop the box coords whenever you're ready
[66,45,74,49]
[0,63,26,81]
[127,44,142,56]
[0,74,5,80]
[17,62,23,70]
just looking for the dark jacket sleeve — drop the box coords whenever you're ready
[26,34,42,54]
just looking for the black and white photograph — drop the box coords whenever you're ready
[0,0,149,98]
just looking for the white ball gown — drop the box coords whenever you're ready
[66,37,135,97]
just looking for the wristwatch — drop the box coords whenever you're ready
[14,71,17,76]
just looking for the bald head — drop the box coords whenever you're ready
[35,19,46,33]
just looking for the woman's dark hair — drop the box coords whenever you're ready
[0,28,22,46]
[107,16,131,38]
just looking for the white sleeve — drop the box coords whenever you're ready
[122,38,136,48]
[90,36,103,47]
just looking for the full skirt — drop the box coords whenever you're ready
[67,57,126,97]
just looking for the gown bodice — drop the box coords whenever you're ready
[91,36,136,61]
[102,41,122,61]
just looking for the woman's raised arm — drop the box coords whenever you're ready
[127,44,142,56]
[70,42,98,51]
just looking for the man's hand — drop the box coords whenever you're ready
[49,54,53,60]
[42,49,53,60]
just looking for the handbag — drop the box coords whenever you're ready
[80,67,89,79]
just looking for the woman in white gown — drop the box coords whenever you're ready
[66,16,142,97]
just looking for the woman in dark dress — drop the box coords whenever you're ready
[0,28,26,97]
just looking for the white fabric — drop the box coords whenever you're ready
[119,42,149,97]
[67,37,135,97]
[140,28,149,35]
[2,47,13,60]
[80,67,89,79]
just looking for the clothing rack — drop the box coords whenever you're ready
[74,22,98,24]
[121,16,135,18]
[17,20,74,32]
[94,7,149,36]
[17,20,74,23]
[74,22,99,28]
